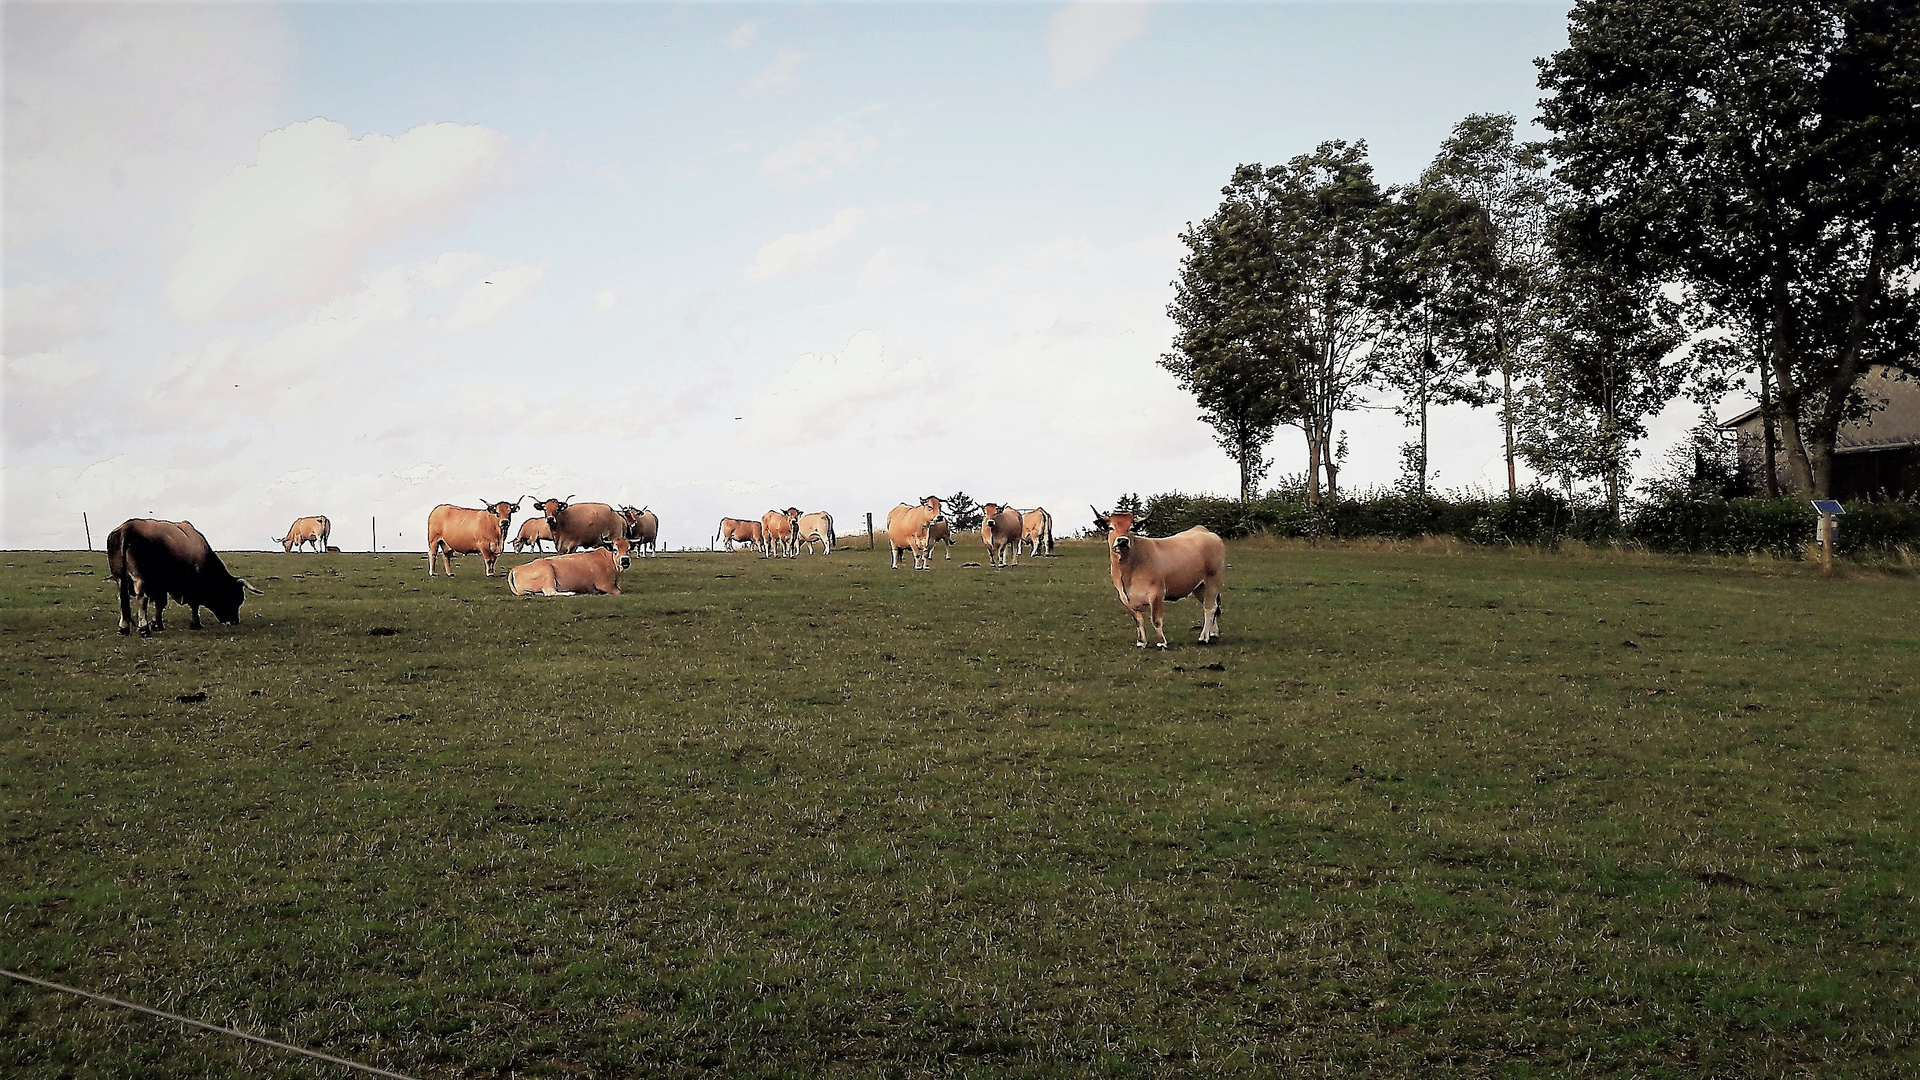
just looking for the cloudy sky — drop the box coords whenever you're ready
[3,1,1676,553]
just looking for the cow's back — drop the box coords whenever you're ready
[1144,527,1225,598]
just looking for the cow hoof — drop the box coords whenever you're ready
[117,625,130,636]
[1134,642,1145,648]
[1155,643,1169,650]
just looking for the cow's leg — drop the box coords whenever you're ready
[483,548,497,576]
[890,544,900,569]
[137,590,154,636]
[1150,597,1168,649]
[1200,581,1222,643]
[118,578,134,635]
[151,592,167,632]
[1128,603,1148,648]
[188,603,203,630]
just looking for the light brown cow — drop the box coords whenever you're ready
[1094,507,1225,649]
[427,500,519,576]
[979,503,1024,568]
[619,506,660,557]
[715,517,764,552]
[535,498,628,555]
[927,518,957,559]
[1017,507,1054,557]
[886,495,942,570]
[274,515,331,553]
[507,547,628,596]
[513,517,555,553]
[796,511,835,555]
[760,507,799,559]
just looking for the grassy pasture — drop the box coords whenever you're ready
[2,540,1917,1078]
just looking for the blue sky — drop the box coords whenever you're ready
[5,2,1638,552]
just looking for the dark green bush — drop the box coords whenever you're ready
[1126,490,1916,561]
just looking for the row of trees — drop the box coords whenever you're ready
[1164,0,1917,509]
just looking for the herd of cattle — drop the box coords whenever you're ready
[100,495,1224,648]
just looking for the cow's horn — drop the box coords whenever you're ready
[238,578,264,594]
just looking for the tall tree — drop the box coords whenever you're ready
[1539,0,1920,498]
[1373,183,1499,497]
[1422,114,1559,498]
[1271,141,1392,502]
[1514,260,1688,520]
[1164,171,1297,503]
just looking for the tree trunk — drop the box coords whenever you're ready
[1758,336,1778,498]
[1418,376,1430,499]
[1767,291,1818,495]
[1497,319,1516,498]
[1304,426,1322,505]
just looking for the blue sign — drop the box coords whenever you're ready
[1812,499,1845,516]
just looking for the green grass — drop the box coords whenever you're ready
[2,541,1917,1078]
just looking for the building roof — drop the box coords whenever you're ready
[1721,366,1920,452]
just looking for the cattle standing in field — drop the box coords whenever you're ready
[926,517,957,559]
[886,495,943,570]
[760,507,799,559]
[715,517,764,552]
[427,499,520,576]
[1018,507,1054,557]
[107,519,261,636]
[1093,506,1224,649]
[796,511,835,555]
[507,547,628,596]
[980,503,1024,568]
[513,516,555,553]
[619,506,661,557]
[535,498,629,555]
[274,515,331,553]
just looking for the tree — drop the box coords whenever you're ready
[1539,0,1920,498]
[1165,171,1299,502]
[1513,260,1688,520]
[943,492,983,533]
[1372,183,1500,497]
[1422,114,1560,498]
[1165,142,1391,505]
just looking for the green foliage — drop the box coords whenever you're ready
[6,547,1919,1076]
[1539,0,1920,496]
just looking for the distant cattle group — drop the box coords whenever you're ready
[104,493,1225,648]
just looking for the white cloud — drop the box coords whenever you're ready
[2,284,104,355]
[5,348,100,393]
[595,289,620,313]
[744,48,807,95]
[168,118,515,321]
[393,462,447,487]
[269,468,318,489]
[743,330,928,448]
[3,5,287,253]
[761,115,879,184]
[744,208,866,281]
[435,263,547,332]
[726,21,760,51]
[1048,2,1151,87]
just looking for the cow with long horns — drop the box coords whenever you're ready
[108,518,262,635]
[534,497,629,555]
[886,495,942,570]
[620,506,660,557]
[1093,505,1224,649]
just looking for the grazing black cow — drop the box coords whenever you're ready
[106,518,260,636]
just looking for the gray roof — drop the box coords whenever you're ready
[1722,366,1920,451]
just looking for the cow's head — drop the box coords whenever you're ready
[920,495,942,513]
[209,575,264,625]
[538,496,570,527]
[611,532,632,570]
[1104,513,1139,562]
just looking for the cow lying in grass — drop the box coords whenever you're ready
[1093,507,1224,648]
[506,547,628,596]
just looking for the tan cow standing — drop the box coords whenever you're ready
[1094,507,1225,649]
[513,517,555,553]
[507,547,628,596]
[796,511,835,555]
[979,503,1024,568]
[620,506,660,557]
[1017,507,1054,557]
[760,508,799,559]
[535,498,629,555]
[886,496,942,570]
[274,515,331,553]
[715,517,764,552]
[427,500,519,576]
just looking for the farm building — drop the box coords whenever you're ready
[1723,366,1920,500]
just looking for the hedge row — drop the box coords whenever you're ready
[1132,491,1920,560]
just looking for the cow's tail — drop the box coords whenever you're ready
[1045,512,1055,554]
[713,520,725,550]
